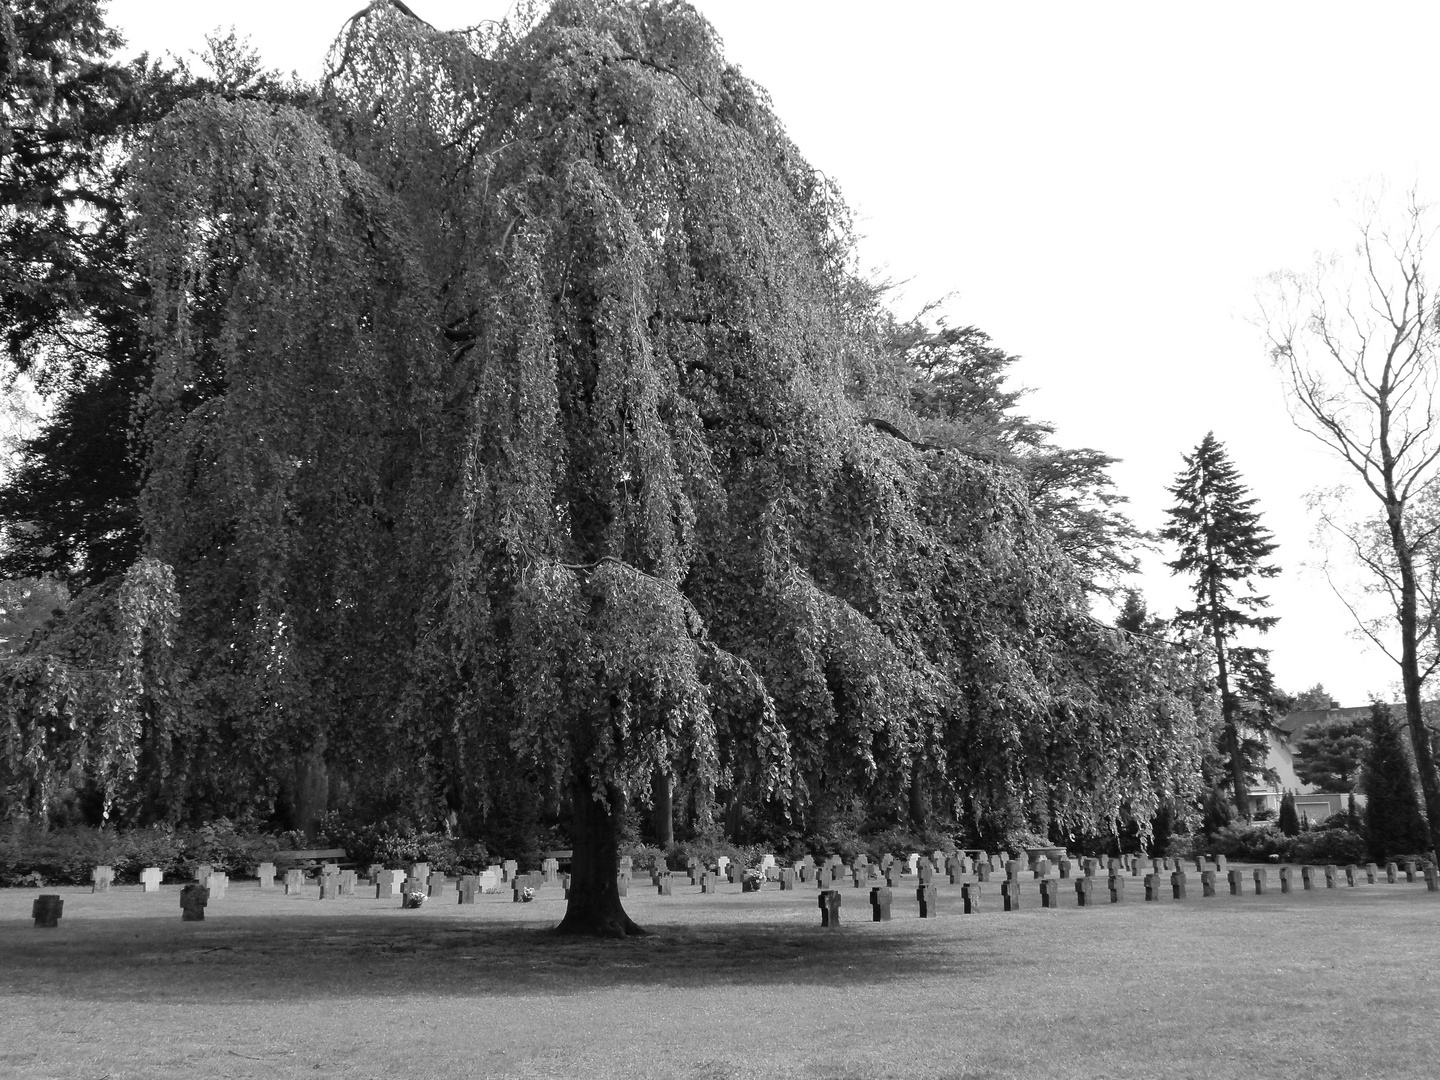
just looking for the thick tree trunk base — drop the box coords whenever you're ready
[558,777,646,937]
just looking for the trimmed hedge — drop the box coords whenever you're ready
[0,820,282,886]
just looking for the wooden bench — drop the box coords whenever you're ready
[541,849,573,869]
[273,849,350,876]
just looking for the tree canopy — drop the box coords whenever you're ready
[2,0,1210,933]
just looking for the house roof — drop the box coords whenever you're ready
[1275,702,1440,739]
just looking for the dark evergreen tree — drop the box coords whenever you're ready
[1278,791,1300,836]
[1293,716,1367,792]
[1162,432,1280,818]
[1360,702,1430,861]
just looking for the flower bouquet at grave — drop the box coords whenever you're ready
[521,886,536,903]
[742,868,764,892]
[403,889,427,909]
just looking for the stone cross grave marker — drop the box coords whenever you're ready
[284,869,305,895]
[1252,868,1268,895]
[141,867,162,892]
[204,870,229,899]
[1033,857,1050,880]
[1279,867,1293,893]
[1385,862,1398,883]
[91,865,114,893]
[194,863,212,882]
[1404,860,1418,883]
[1426,865,1439,892]
[375,869,405,900]
[819,890,842,927]
[1344,864,1358,887]
[885,862,903,888]
[1001,879,1022,911]
[1324,865,1338,889]
[1074,876,1093,906]
[458,876,479,904]
[32,895,63,927]
[916,882,938,917]
[656,871,673,896]
[1201,870,1216,897]
[869,885,892,921]
[975,862,992,883]
[1301,866,1315,891]
[180,884,209,921]
[1170,869,1187,900]
[1228,869,1244,896]
[961,881,982,913]
[1039,879,1060,908]
[1108,874,1125,904]
[1143,873,1162,902]
[1058,857,1072,879]
[427,871,448,898]
[257,862,276,889]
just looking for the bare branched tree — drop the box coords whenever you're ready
[1260,187,1440,854]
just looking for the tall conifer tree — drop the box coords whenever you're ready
[1360,702,1431,861]
[1162,432,1280,818]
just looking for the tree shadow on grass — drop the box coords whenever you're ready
[1,913,1023,1002]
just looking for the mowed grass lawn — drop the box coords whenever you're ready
[1,868,1437,1080]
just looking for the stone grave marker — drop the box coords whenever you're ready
[1324,865,1338,889]
[830,862,847,884]
[1425,865,1439,892]
[1074,876,1094,906]
[427,871,448,898]
[864,887,887,921]
[869,886,893,921]
[180,884,209,921]
[728,861,743,884]
[257,862,276,889]
[284,869,305,895]
[961,881,982,913]
[478,868,499,893]
[1170,869,1187,900]
[1058,858,1072,880]
[1279,867,1293,893]
[1143,873,1162,902]
[1301,866,1316,890]
[851,865,866,888]
[1005,859,1023,883]
[819,890,842,927]
[917,882,938,918]
[880,853,894,871]
[617,873,628,897]
[194,863,213,882]
[1385,862,1398,883]
[906,853,921,876]
[885,862,903,888]
[375,869,405,900]
[1151,857,1164,876]
[511,879,526,903]
[91,865,114,893]
[1033,857,1050,880]
[1215,854,1228,870]
[318,868,342,900]
[458,876,479,904]
[701,872,717,894]
[657,871,673,896]
[715,855,729,877]
[141,867,162,893]
[975,862,992,883]
[541,858,559,885]
[1130,858,1144,879]
[778,867,797,891]
[1107,857,1121,875]
[365,863,384,884]
[1039,879,1060,908]
[205,870,229,899]
[917,861,935,886]
[32,895,63,927]
[1252,868,1268,895]
[502,859,518,882]
[1228,869,1244,896]
[1001,879,1022,911]
[1404,860,1418,883]
[339,870,358,897]
[1201,870,1216,897]
[1194,856,1206,873]
[1366,863,1379,884]
[1107,874,1125,903]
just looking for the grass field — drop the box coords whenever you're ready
[2,868,1437,1080]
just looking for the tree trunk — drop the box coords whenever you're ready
[555,778,646,937]
[651,772,673,848]
[1388,511,1440,855]
[1210,624,1248,821]
[295,741,329,840]
[908,760,927,830]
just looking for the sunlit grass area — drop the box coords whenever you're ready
[3,870,1437,1080]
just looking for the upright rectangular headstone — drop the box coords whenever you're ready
[318,868,341,900]
[1005,859,1023,883]
[700,872,717,894]
[1425,865,1439,893]
[1301,866,1316,891]
[1324,865,1338,889]
[1194,856,1206,873]
[141,867,162,893]
[1279,866,1293,893]
[1344,864,1359,887]
[616,873,628,897]
[1404,860,1418,883]
[205,870,229,899]
[478,868,500,893]
[779,867,797,891]
[1386,862,1399,884]
[542,858,559,885]
[917,862,935,885]
[1366,862,1379,884]
[503,859,518,883]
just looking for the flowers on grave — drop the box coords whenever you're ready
[742,868,764,892]
[403,889,427,909]
[521,886,535,903]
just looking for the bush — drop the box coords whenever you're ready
[1288,828,1367,864]
[1205,823,1289,862]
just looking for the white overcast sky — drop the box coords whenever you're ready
[105,0,1440,706]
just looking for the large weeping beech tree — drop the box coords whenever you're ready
[49,0,1212,934]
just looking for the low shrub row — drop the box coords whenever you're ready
[1193,823,1372,865]
[0,820,282,887]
